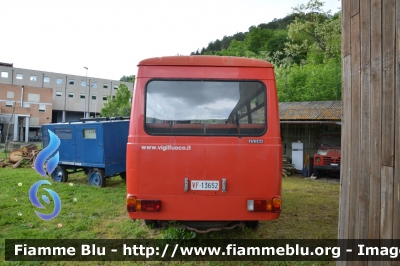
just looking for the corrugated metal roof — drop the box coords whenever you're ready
[279,101,342,121]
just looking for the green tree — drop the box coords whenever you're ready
[100,84,132,117]
[120,75,136,83]
[276,58,341,102]
[244,26,274,54]
[216,40,252,57]
[285,0,341,64]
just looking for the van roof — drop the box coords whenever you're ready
[138,56,274,68]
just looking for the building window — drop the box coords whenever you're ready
[81,81,86,87]
[39,104,46,112]
[114,85,119,90]
[6,101,13,107]
[23,102,30,108]
[57,78,63,84]
[16,73,23,80]
[92,82,98,88]
[30,75,37,81]
[28,93,40,102]
[80,94,85,99]
[1,72,8,78]
[7,91,14,98]
[68,92,74,98]
[103,96,107,101]
[69,79,75,85]
[92,95,96,100]
[112,96,115,99]
[43,76,50,83]
[103,83,108,89]
[56,91,62,97]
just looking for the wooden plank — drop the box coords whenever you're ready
[351,0,360,16]
[393,0,400,240]
[378,166,393,266]
[338,55,352,241]
[338,55,352,266]
[368,0,382,241]
[380,166,394,239]
[342,0,351,57]
[359,0,371,240]
[349,13,361,240]
[381,0,395,167]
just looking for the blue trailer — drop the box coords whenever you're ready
[41,118,129,187]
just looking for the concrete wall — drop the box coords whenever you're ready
[0,84,53,125]
[0,65,134,119]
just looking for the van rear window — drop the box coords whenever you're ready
[145,80,266,136]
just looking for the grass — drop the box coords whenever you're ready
[0,155,340,266]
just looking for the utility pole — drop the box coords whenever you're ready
[84,67,88,118]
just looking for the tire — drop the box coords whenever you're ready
[83,168,89,175]
[51,165,68,182]
[88,168,106,187]
[244,221,259,229]
[314,169,321,179]
[120,172,126,183]
[144,220,160,228]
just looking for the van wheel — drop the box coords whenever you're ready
[120,172,126,183]
[88,168,106,187]
[144,220,160,228]
[51,165,68,182]
[244,221,259,229]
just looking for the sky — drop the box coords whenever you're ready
[1,0,341,81]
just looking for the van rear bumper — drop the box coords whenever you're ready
[127,194,281,221]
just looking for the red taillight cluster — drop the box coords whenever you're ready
[247,198,282,213]
[127,196,161,212]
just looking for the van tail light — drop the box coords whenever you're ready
[272,197,282,213]
[127,196,137,212]
[140,200,161,211]
[247,197,281,213]
[127,196,161,212]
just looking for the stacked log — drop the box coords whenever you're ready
[22,144,38,154]
[282,155,296,177]
[2,144,41,168]
[8,150,23,163]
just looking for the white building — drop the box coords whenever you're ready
[0,62,134,142]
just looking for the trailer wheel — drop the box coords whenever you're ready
[244,221,259,229]
[88,168,106,187]
[120,172,126,183]
[51,165,68,182]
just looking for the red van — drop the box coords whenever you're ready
[126,56,282,231]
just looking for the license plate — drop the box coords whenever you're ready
[191,180,219,191]
[331,163,338,166]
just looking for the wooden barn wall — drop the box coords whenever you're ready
[339,0,399,264]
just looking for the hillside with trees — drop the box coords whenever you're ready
[191,0,341,102]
